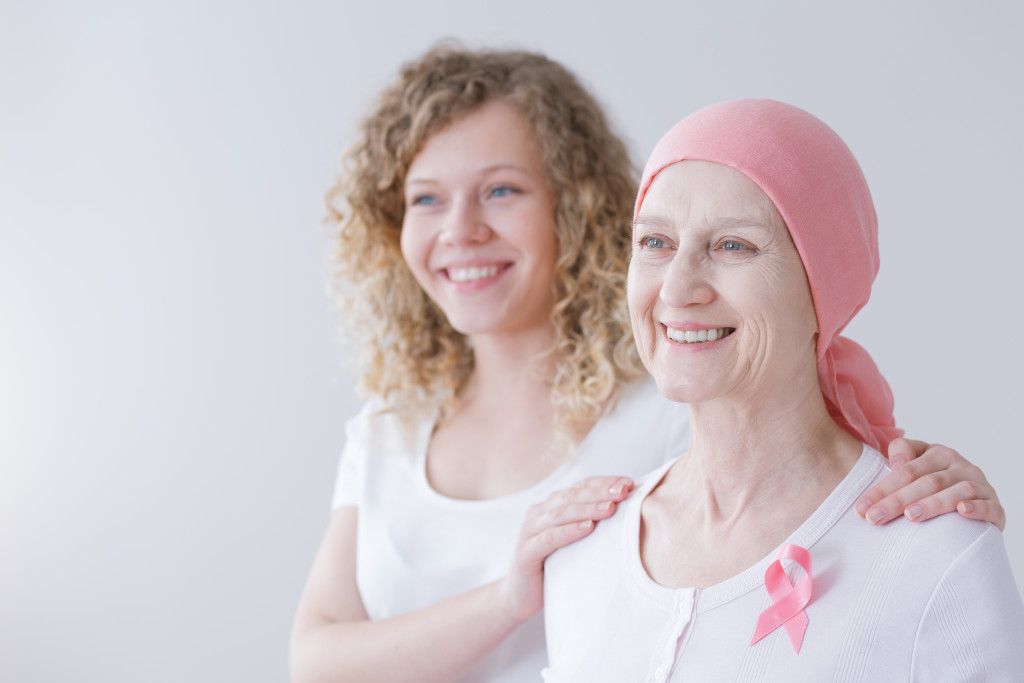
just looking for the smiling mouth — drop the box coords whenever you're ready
[445,264,507,283]
[666,327,736,344]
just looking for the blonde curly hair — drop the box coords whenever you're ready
[327,44,646,432]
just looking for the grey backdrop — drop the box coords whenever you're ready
[2,1,1022,681]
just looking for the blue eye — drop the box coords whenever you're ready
[410,194,437,206]
[722,240,749,251]
[489,185,517,198]
[641,237,666,249]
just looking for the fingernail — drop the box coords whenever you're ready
[867,508,885,525]
[597,501,611,511]
[855,500,871,517]
[578,519,593,530]
[959,502,974,515]
[905,504,923,521]
[610,479,631,496]
[890,456,908,469]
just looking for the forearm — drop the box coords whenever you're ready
[290,579,527,683]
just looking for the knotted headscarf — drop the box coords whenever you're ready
[635,99,902,452]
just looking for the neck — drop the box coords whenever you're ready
[460,325,557,410]
[639,366,864,590]
[673,373,862,524]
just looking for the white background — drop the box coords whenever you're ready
[2,1,1021,680]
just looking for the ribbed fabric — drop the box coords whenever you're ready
[735,590,775,683]
[931,579,986,683]
[831,519,916,681]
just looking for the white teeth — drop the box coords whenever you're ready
[666,327,732,344]
[448,265,499,283]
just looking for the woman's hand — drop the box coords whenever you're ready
[498,476,634,621]
[856,438,1005,530]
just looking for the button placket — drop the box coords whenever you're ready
[646,588,697,682]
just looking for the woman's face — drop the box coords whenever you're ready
[628,161,819,405]
[400,100,559,341]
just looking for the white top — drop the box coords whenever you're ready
[332,378,690,683]
[543,446,1024,682]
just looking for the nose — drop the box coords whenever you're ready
[439,196,491,246]
[660,249,714,308]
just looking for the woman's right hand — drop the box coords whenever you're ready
[498,475,634,622]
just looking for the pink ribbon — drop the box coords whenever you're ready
[750,544,813,654]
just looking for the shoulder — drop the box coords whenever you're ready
[840,448,1000,578]
[579,379,689,477]
[863,446,997,571]
[832,456,1022,639]
[343,395,436,457]
[546,457,675,585]
[332,397,436,509]
[544,458,678,671]
[910,522,1024,676]
[900,512,1017,603]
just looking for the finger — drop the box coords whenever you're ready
[855,456,941,517]
[547,477,634,508]
[899,480,986,523]
[887,437,929,468]
[860,471,966,525]
[519,518,599,568]
[855,446,968,516]
[957,500,1007,531]
[522,499,621,537]
[523,477,634,538]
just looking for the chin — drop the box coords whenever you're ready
[652,374,711,405]
[442,308,499,333]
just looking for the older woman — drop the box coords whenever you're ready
[542,99,1024,681]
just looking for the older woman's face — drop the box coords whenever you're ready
[628,161,819,405]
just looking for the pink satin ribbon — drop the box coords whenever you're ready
[750,544,813,653]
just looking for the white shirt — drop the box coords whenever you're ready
[543,446,1024,682]
[332,378,690,683]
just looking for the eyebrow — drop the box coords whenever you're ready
[709,216,773,229]
[632,216,672,232]
[405,163,531,186]
[632,215,772,231]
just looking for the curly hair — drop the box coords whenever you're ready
[327,43,646,433]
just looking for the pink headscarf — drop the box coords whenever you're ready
[635,99,903,452]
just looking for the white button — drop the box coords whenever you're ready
[678,596,693,613]
[654,667,666,680]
